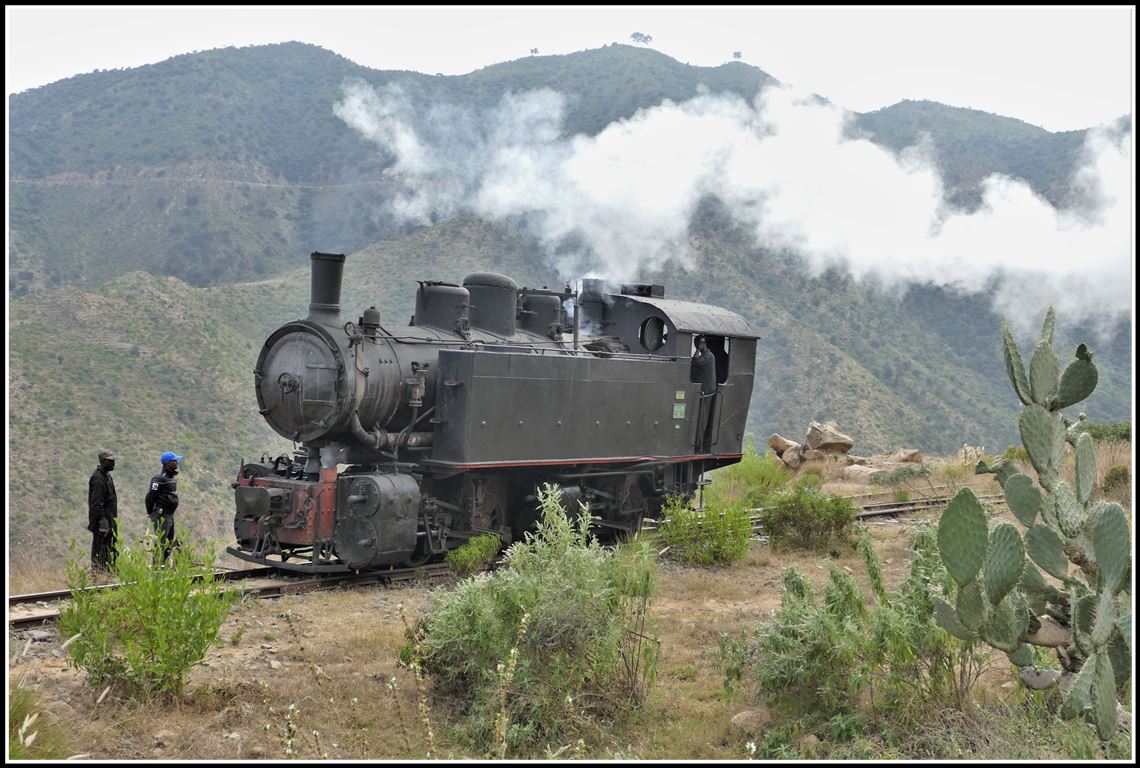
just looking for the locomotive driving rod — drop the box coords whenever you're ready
[350,412,433,449]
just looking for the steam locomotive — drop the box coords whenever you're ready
[228,252,758,572]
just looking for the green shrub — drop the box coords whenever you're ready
[1072,421,1130,442]
[719,527,987,720]
[869,463,931,485]
[445,533,503,576]
[657,496,752,566]
[861,527,989,716]
[758,481,856,550]
[8,687,75,759]
[1002,445,1030,461]
[59,533,237,698]
[411,485,658,756]
[747,564,867,714]
[705,441,789,508]
[1102,465,1130,493]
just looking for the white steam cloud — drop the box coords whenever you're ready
[334,79,1132,338]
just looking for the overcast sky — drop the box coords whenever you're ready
[5,5,1135,132]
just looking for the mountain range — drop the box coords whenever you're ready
[7,42,1131,559]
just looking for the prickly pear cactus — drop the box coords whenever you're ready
[935,308,1131,742]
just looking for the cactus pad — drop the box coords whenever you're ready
[1002,325,1033,406]
[1092,587,1117,647]
[933,596,975,641]
[1004,473,1041,527]
[1019,404,1062,484]
[1060,655,1096,719]
[1053,481,1084,539]
[1056,357,1098,410]
[1073,594,1097,656]
[1029,339,1059,406]
[985,523,1025,606]
[1040,306,1056,346]
[1026,523,1069,579]
[956,580,987,631]
[1091,650,1117,741]
[1107,631,1131,689]
[1074,432,1095,504]
[1007,645,1033,667]
[983,597,1020,651]
[937,488,988,586]
[1011,591,1030,640]
[1091,503,1130,594]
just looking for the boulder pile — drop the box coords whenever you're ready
[767,420,925,482]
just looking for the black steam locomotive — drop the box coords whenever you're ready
[228,252,757,572]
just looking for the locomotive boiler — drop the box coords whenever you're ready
[228,252,758,572]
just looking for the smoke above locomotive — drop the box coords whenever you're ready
[230,252,758,572]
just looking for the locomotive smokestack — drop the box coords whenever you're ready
[308,252,346,325]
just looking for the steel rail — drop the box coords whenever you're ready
[8,563,455,629]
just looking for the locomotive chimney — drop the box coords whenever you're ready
[308,252,346,325]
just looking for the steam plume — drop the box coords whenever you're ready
[334,78,1131,338]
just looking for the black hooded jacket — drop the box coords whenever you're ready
[88,465,117,532]
[145,469,179,516]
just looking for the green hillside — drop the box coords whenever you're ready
[9,43,1103,294]
[853,100,1093,209]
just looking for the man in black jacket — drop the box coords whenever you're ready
[146,450,181,564]
[691,335,718,452]
[88,449,118,572]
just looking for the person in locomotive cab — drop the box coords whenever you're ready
[88,449,119,573]
[691,335,718,452]
[146,451,182,564]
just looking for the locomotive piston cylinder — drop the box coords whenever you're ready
[333,473,420,569]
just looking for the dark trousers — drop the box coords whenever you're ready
[696,392,718,453]
[90,518,118,571]
[149,512,178,564]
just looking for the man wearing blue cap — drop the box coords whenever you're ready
[146,451,182,564]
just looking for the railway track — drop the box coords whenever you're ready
[853,492,1005,519]
[10,491,1007,629]
[642,491,1007,536]
[8,562,454,629]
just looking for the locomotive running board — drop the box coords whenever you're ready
[226,546,352,574]
[423,453,742,470]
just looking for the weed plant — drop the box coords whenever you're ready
[704,442,788,508]
[409,484,658,756]
[719,526,989,721]
[8,686,75,759]
[870,463,932,485]
[59,533,237,698]
[860,527,990,717]
[758,479,856,550]
[444,533,502,576]
[1002,445,1030,462]
[1102,464,1129,493]
[657,496,751,566]
[1071,420,1130,442]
